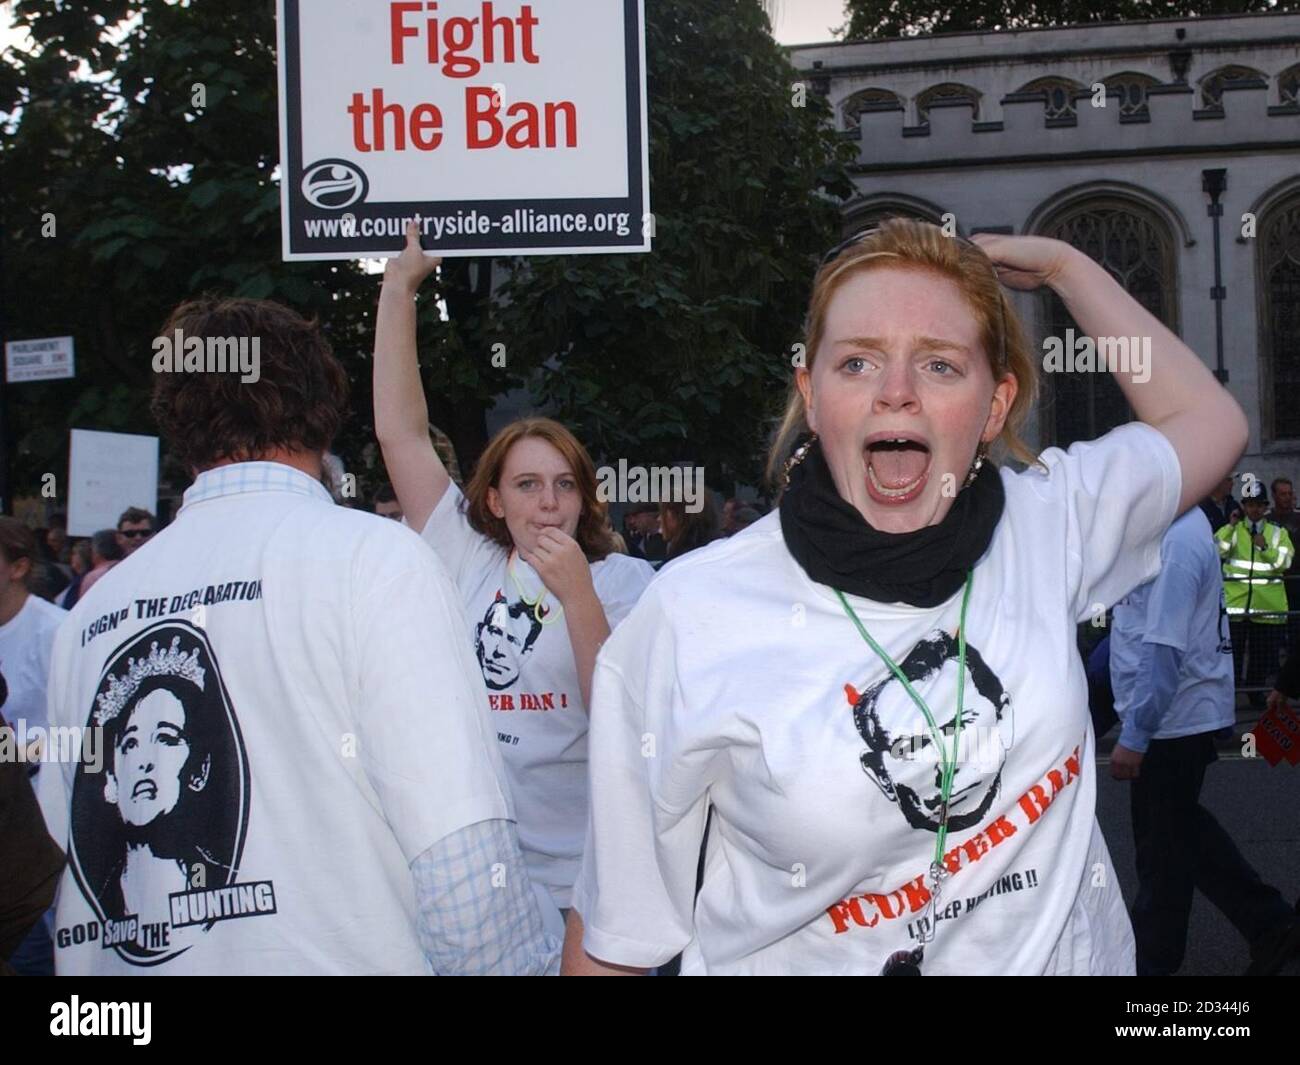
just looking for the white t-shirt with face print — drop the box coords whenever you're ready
[574,422,1182,975]
[37,463,512,974]
[420,482,655,908]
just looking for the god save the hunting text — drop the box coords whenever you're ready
[348,4,579,153]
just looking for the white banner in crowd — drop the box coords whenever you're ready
[67,429,160,538]
[277,0,651,260]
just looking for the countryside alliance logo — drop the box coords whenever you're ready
[301,158,369,210]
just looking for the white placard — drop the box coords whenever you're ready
[6,336,75,383]
[67,429,160,538]
[277,0,650,259]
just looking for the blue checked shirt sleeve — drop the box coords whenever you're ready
[410,819,561,976]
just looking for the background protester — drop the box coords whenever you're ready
[26,555,69,606]
[78,529,124,598]
[0,519,66,975]
[1267,477,1300,539]
[37,296,559,975]
[1,669,65,978]
[373,222,654,918]
[659,494,723,568]
[1214,480,1293,707]
[622,502,666,563]
[0,518,66,746]
[1267,633,1300,715]
[115,507,156,557]
[1200,473,1239,532]
[730,504,762,533]
[373,483,403,521]
[44,514,70,569]
[1267,477,1300,648]
[1110,508,1300,976]
[57,540,94,610]
[564,218,1246,976]
[720,498,741,536]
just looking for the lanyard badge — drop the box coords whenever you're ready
[835,570,975,977]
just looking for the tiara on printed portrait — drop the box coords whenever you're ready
[94,636,207,726]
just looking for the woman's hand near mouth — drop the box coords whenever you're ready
[519,527,592,607]
[518,528,609,713]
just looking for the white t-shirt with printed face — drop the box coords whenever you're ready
[421,483,654,908]
[0,593,65,735]
[575,423,1182,975]
[1110,507,1236,740]
[37,463,512,974]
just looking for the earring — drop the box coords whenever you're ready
[963,442,989,489]
[783,434,818,487]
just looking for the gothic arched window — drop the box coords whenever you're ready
[1200,65,1266,111]
[1038,201,1178,449]
[1260,196,1300,442]
[1102,72,1160,119]
[1018,76,1083,121]
[1279,64,1300,107]
[842,88,902,130]
[916,83,980,126]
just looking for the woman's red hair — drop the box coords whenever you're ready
[464,417,619,561]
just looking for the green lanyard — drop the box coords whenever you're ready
[834,570,975,870]
[508,549,566,626]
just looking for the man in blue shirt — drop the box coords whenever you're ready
[1111,507,1299,975]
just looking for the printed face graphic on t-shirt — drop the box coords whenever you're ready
[67,622,268,966]
[112,689,193,827]
[474,591,545,690]
[848,631,1014,833]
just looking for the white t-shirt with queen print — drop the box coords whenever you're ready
[420,483,654,908]
[37,462,513,975]
[574,422,1182,975]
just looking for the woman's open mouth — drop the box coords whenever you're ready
[132,779,157,800]
[864,437,932,505]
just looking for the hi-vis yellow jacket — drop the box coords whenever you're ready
[1214,519,1294,621]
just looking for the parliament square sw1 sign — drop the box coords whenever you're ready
[277,0,650,260]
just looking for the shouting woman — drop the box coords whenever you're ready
[563,218,1246,975]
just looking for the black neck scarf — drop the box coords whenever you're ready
[779,438,1005,608]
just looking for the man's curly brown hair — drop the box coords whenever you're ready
[150,298,350,472]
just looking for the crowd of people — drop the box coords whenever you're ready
[2,217,1297,976]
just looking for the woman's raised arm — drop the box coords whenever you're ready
[373,220,450,535]
[972,233,1248,512]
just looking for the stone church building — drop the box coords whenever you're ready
[790,11,1299,485]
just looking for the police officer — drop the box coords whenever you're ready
[1215,479,1294,703]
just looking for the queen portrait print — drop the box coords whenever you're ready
[849,631,1015,834]
[68,621,251,965]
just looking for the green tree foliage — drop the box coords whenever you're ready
[840,0,1292,41]
[497,0,853,488]
[0,0,519,504]
[2,0,849,510]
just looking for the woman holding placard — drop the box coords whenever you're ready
[372,222,653,919]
